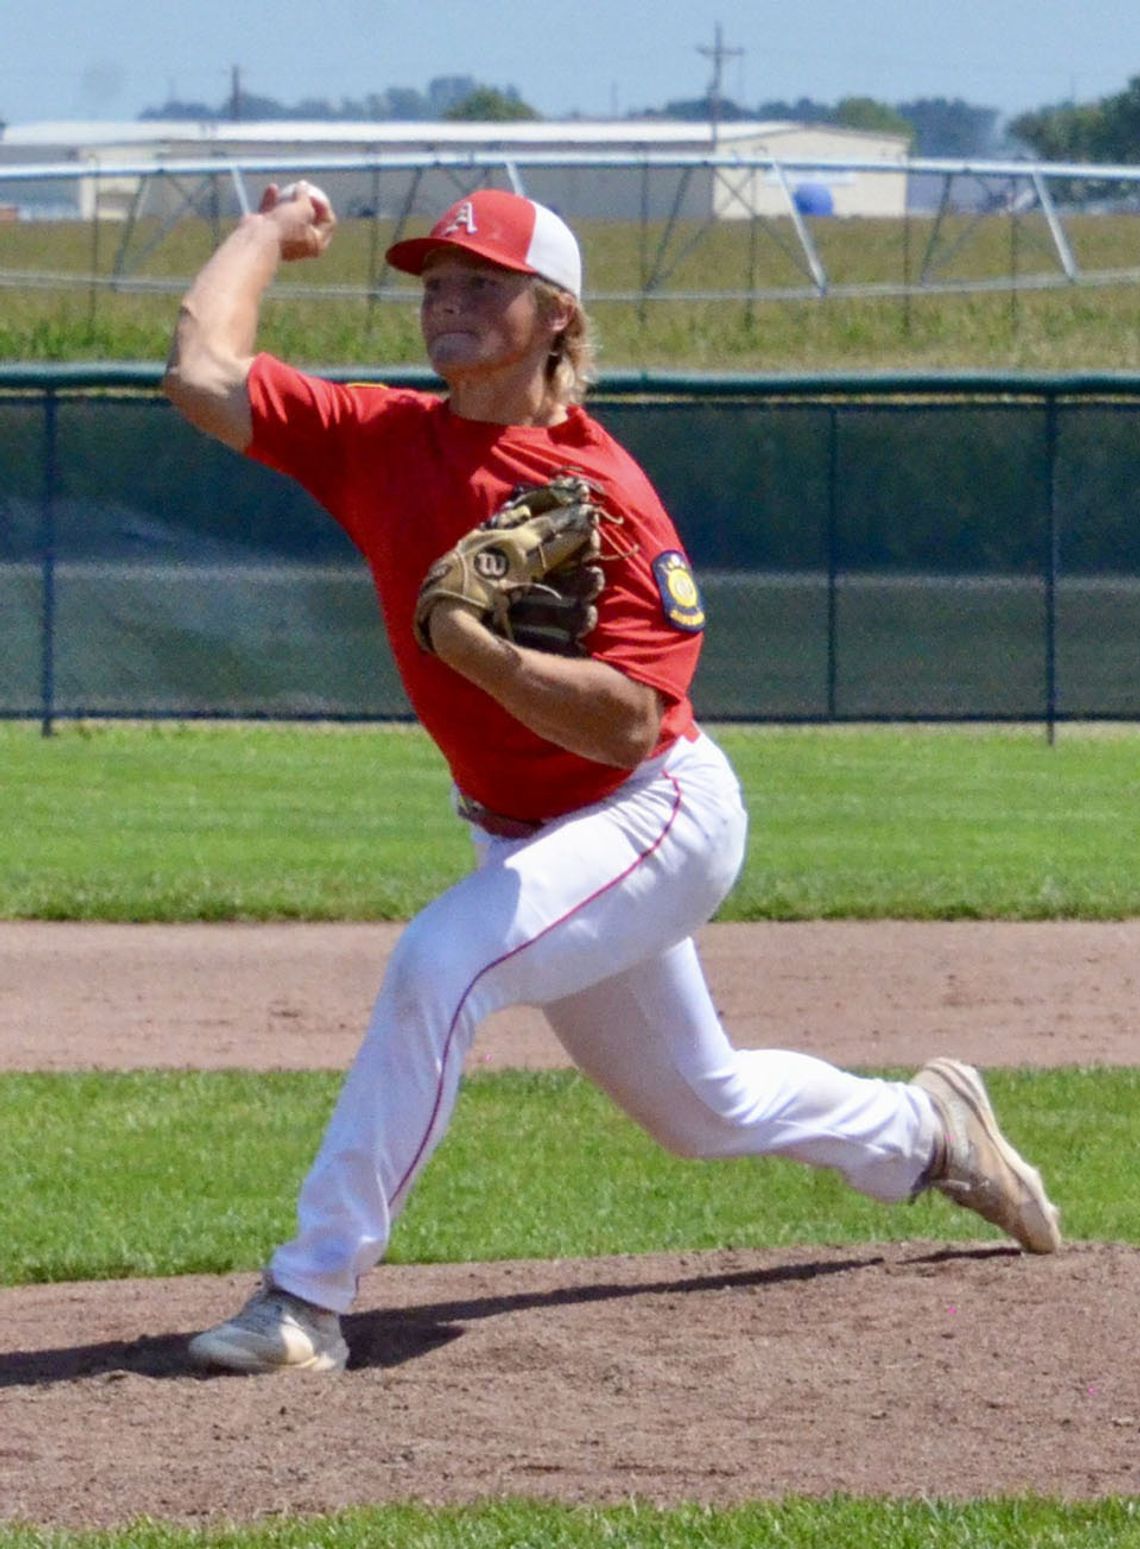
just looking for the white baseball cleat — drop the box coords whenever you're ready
[913,1057,1062,1254]
[189,1280,348,1373]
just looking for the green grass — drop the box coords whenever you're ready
[723,723,1140,920]
[0,1067,1131,1287]
[1,721,1139,921]
[0,722,465,920]
[1,1497,1138,1547]
[3,212,1140,370]
[4,215,1139,1549]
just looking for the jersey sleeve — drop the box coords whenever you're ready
[246,354,363,517]
[582,444,705,710]
[245,355,437,554]
[590,549,703,708]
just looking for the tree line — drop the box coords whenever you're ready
[140,76,538,127]
[139,78,999,156]
[1010,75,1140,163]
[135,73,1140,165]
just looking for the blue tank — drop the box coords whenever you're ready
[793,182,835,216]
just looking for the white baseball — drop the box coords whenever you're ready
[278,181,332,215]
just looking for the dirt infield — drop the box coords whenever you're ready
[1,920,1137,1528]
[4,918,1138,1073]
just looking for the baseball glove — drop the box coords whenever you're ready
[413,475,606,655]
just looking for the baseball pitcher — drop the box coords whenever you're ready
[163,184,1060,1373]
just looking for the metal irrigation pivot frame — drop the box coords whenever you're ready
[4,149,1140,307]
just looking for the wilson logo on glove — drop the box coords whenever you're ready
[413,473,617,656]
[474,549,511,581]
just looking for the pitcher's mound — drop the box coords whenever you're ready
[1,1241,1136,1528]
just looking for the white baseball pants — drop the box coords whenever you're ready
[270,729,941,1313]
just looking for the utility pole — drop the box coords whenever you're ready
[229,64,242,122]
[697,23,744,145]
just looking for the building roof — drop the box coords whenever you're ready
[2,118,905,152]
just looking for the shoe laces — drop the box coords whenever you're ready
[243,1285,329,1335]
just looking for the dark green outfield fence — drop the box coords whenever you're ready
[3,364,1140,733]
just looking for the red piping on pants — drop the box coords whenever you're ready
[388,771,684,1207]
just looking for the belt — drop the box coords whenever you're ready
[456,792,544,840]
[455,724,701,839]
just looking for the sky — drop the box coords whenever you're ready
[3,0,1139,130]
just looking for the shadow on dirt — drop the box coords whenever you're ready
[0,1246,951,1387]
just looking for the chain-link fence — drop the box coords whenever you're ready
[3,365,1139,734]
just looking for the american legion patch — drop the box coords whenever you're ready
[652,550,706,632]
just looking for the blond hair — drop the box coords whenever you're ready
[533,280,599,407]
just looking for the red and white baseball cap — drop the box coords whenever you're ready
[386,189,582,299]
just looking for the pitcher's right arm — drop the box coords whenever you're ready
[162,181,336,452]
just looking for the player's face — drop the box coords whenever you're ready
[419,253,553,381]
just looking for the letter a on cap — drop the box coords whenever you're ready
[385,188,582,297]
[441,200,478,237]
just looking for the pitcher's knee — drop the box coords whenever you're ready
[646,1121,707,1159]
[373,917,481,1049]
[636,1093,752,1160]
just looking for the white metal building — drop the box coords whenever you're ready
[0,118,909,222]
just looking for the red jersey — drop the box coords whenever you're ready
[246,354,703,820]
